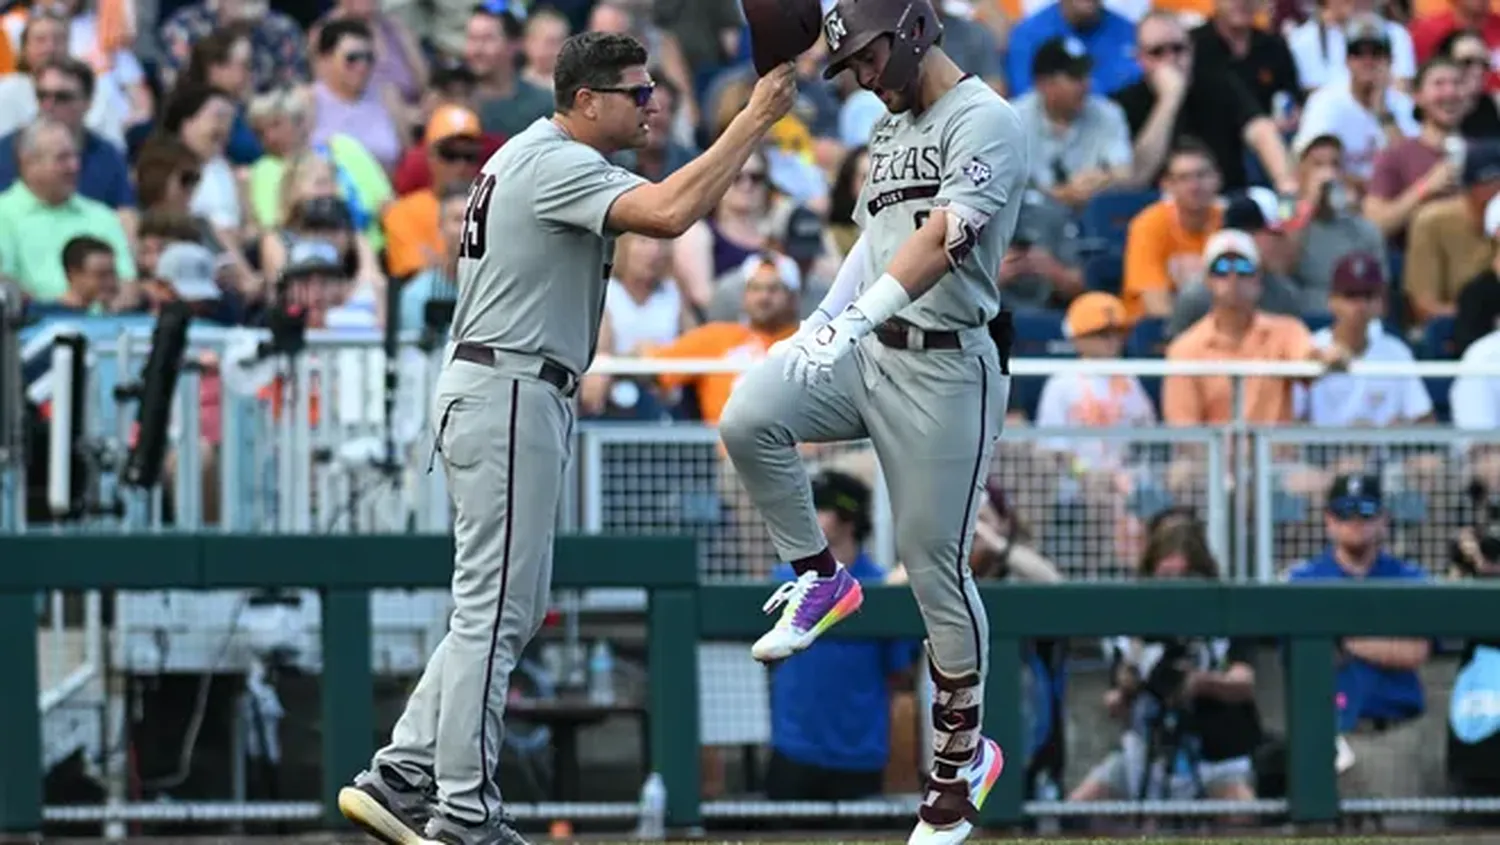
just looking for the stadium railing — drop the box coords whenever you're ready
[0,534,700,835]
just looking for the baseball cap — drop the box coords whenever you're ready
[1224,187,1289,233]
[283,237,343,280]
[739,250,802,292]
[781,206,825,265]
[156,242,221,301]
[1327,473,1384,519]
[1464,140,1500,187]
[1032,35,1091,79]
[1292,131,1343,161]
[1064,292,1126,338]
[1343,13,1390,48]
[1203,228,1260,266]
[425,105,482,146]
[1330,251,1385,296]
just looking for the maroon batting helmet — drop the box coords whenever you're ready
[820,0,943,90]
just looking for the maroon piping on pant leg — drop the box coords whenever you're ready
[475,379,520,826]
[954,359,989,674]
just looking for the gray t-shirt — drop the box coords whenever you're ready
[1294,214,1386,313]
[1012,92,1133,191]
[854,77,1029,329]
[450,118,647,375]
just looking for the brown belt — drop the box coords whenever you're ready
[874,319,962,351]
[452,342,578,398]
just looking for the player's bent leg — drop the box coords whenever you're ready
[719,350,869,662]
[425,373,568,845]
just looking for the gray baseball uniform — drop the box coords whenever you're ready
[720,77,1026,677]
[370,117,646,827]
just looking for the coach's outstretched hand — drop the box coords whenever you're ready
[748,63,799,129]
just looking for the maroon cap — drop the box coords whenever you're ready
[1331,251,1385,296]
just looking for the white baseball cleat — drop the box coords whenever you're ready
[749,566,862,663]
[907,736,1005,845]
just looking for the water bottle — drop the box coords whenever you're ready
[1032,773,1060,835]
[635,772,667,839]
[588,640,615,705]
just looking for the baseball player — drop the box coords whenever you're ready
[716,1,1028,843]
[337,32,797,845]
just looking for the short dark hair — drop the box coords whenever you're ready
[317,18,373,56]
[62,236,113,274]
[159,83,234,134]
[36,57,94,101]
[1165,136,1219,175]
[471,4,524,39]
[552,31,648,113]
[183,22,253,88]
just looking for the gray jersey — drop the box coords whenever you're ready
[450,118,648,375]
[853,77,1028,330]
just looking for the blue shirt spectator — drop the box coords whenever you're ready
[1286,473,1429,729]
[1006,3,1141,97]
[769,552,917,773]
[0,132,134,210]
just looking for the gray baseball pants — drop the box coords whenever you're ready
[371,351,574,826]
[718,329,1009,675]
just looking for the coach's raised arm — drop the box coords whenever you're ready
[604,66,797,238]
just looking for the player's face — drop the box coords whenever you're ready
[845,36,911,112]
[589,65,657,150]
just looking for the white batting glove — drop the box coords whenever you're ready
[782,306,874,387]
[768,309,833,357]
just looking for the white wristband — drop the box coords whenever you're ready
[848,273,912,327]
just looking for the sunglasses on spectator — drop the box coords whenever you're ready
[342,50,375,65]
[1142,41,1188,58]
[1347,40,1390,58]
[1208,255,1257,277]
[437,144,482,164]
[1328,496,1382,520]
[36,88,78,104]
[590,83,655,108]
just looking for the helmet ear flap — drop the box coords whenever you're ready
[875,1,941,91]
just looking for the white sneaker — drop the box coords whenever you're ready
[749,566,862,663]
[907,736,1005,845]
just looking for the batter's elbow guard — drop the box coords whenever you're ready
[988,310,1013,376]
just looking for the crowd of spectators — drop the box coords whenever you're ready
[10,0,1500,431]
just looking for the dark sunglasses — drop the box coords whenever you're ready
[1208,255,1257,277]
[591,83,655,108]
[342,50,375,65]
[36,88,78,104]
[1348,40,1391,58]
[1142,41,1188,58]
[437,145,482,164]
[1328,497,1382,520]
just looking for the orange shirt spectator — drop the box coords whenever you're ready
[1411,0,1500,90]
[652,321,795,425]
[1121,199,1224,322]
[382,105,484,280]
[1162,229,1318,425]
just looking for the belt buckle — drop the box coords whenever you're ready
[906,325,923,351]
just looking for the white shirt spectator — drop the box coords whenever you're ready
[1034,372,1157,471]
[1294,324,1432,425]
[190,156,241,230]
[0,71,125,148]
[604,278,683,355]
[1295,82,1418,180]
[1288,18,1417,92]
[1452,328,1500,431]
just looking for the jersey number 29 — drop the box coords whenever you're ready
[459,174,497,260]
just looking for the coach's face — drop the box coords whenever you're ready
[584,65,657,150]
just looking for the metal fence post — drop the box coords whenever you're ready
[1286,637,1338,824]
[321,589,375,824]
[980,636,1023,828]
[647,588,700,830]
[0,591,41,834]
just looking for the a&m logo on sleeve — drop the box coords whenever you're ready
[962,157,992,186]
